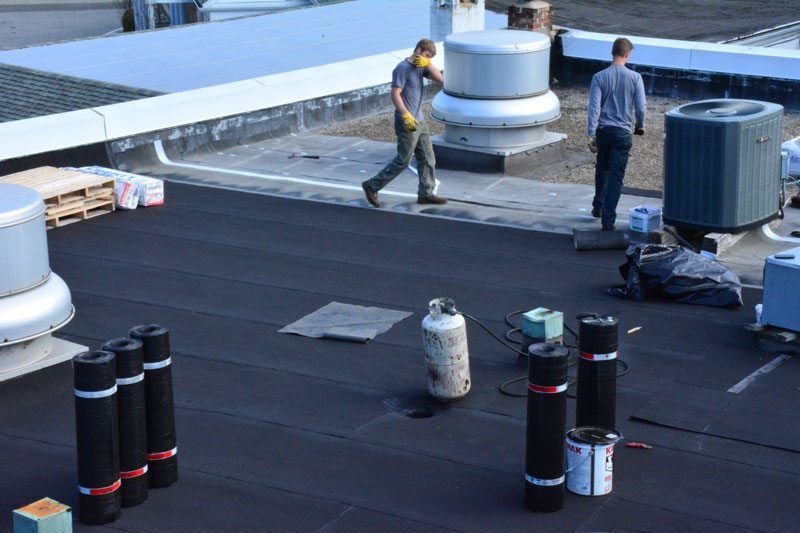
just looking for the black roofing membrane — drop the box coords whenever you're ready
[1,182,798,531]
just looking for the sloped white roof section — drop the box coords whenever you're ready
[0,0,506,93]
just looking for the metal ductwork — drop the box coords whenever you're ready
[0,184,83,381]
[431,30,565,172]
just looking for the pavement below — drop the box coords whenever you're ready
[116,133,800,285]
[0,0,119,50]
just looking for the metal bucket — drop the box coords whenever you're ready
[566,426,622,496]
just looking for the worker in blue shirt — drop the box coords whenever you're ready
[587,37,647,231]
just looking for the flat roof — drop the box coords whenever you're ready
[0,0,506,93]
[1,181,797,531]
[489,0,800,43]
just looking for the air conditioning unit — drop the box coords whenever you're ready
[663,99,783,232]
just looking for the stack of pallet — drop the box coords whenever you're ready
[0,166,115,228]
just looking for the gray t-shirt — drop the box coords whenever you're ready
[392,59,428,128]
[587,64,646,137]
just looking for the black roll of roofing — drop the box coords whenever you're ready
[102,338,149,507]
[73,350,122,525]
[524,343,569,513]
[130,324,178,489]
[576,316,618,430]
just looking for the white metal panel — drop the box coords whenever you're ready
[561,29,800,80]
[97,79,268,140]
[96,50,403,139]
[691,42,800,80]
[0,109,106,161]
[560,30,695,70]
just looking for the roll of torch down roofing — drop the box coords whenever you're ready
[524,343,569,513]
[103,337,149,507]
[73,350,122,525]
[130,324,178,489]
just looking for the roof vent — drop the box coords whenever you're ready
[0,184,85,381]
[430,30,565,172]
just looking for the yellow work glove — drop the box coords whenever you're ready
[401,112,419,132]
[413,55,431,68]
[588,136,598,153]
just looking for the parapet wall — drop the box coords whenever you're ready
[553,29,800,111]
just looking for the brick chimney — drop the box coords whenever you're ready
[508,1,553,39]
[430,0,485,42]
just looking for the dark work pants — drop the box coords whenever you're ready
[593,127,632,227]
[367,121,436,197]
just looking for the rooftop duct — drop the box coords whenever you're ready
[0,184,85,381]
[431,30,566,173]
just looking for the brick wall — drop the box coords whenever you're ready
[507,1,553,38]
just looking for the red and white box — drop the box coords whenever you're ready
[71,166,164,207]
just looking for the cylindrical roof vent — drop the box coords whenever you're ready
[0,184,50,297]
[0,183,76,379]
[444,30,551,99]
[432,29,562,154]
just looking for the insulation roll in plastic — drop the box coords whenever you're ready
[73,350,122,525]
[103,338,149,506]
[130,324,178,488]
[576,316,618,430]
[524,343,569,513]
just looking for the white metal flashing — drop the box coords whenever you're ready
[0,109,106,162]
[0,45,439,161]
[560,29,800,80]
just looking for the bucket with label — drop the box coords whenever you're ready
[565,426,622,496]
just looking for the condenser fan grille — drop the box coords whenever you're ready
[678,100,765,118]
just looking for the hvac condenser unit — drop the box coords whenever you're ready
[663,99,783,232]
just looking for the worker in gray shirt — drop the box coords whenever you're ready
[587,37,647,230]
[362,38,447,208]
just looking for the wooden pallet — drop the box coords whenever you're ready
[0,166,115,227]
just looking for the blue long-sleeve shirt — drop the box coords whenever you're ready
[587,64,647,137]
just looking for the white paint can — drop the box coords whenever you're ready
[566,427,622,496]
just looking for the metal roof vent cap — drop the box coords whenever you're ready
[0,183,82,381]
[443,30,552,99]
[431,29,565,162]
[0,184,50,297]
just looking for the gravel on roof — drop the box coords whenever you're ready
[316,86,800,192]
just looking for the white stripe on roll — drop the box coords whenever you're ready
[117,373,144,386]
[525,473,565,487]
[143,357,171,370]
[74,384,117,399]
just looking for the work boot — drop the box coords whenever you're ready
[362,181,380,208]
[418,195,448,205]
[591,208,602,218]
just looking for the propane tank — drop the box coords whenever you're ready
[421,297,471,401]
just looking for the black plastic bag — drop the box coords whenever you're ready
[605,244,743,307]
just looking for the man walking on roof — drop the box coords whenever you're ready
[588,37,647,231]
[362,38,447,208]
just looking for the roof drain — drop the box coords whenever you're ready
[406,408,434,419]
[430,30,566,172]
[0,184,85,382]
